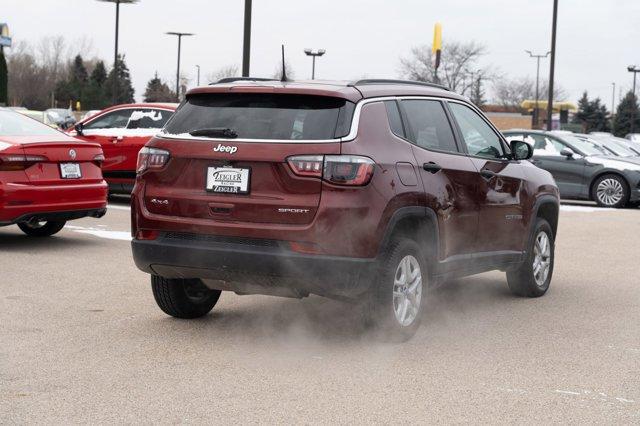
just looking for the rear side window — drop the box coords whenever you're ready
[164,93,355,140]
[400,100,458,152]
[127,109,173,129]
[384,101,405,138]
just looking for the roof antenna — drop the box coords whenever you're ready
[280,44,288,82]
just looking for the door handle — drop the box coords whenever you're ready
[423,162,442,174]
[480,169,496,180]
[110,136,124,143]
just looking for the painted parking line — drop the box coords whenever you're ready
[559,205,625,213]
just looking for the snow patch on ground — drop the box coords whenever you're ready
[65,225,131,241]
[560,205,621,213]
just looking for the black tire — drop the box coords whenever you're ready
[151,276,221,319]
[591,174,629,208]
[366,238,426,342]
[507,218,554,297]
[17,220,66,237]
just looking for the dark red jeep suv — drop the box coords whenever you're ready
[131,78,559,340]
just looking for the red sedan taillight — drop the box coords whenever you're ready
[137,147,170,174]
[287,155,375,186]
[0,154,48,171]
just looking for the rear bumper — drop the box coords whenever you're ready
[0,208,107,226]
[0,181,108,223]
[131,233,377,299]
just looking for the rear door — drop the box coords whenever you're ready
[79,108,133,173]
[528,133,585,197]
[397,98,480,258]
[447,101,527,253]
[142,93,354,225]
[120,108,173,173]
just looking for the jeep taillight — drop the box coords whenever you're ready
[287,155,323,177]
[137,147,169,174]
[287,155,375,186]
[0,154,48,171]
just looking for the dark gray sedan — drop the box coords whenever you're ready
[504,130,640,208]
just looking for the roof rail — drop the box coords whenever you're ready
[350,79,450,91]
[213,77,278,85]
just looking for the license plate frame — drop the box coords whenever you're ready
[60,163,82,179]
[206,166,251,195]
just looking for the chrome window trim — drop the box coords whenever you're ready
[156,133,342,144]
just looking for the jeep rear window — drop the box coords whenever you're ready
[164,93,355,140]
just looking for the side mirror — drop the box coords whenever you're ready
[74,122,84,135]
[509,140,533,160]
[560,147,575,158]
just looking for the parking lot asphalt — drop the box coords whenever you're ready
[1,199,639,424]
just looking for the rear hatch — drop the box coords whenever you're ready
[142,91,356,225]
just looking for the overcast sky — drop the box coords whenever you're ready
[4,0,640,107]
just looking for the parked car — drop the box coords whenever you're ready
[626,133,640,143]
[0,108,108,236]
[18,109,58,127]
[504,129,640,208]
[45,108,76,130]
[131,78,559,340]
[70,103,177,194]
[581,133,640,156]
[81,110,101,121]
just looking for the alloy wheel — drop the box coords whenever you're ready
[596,178,624,206]
[392,255,423,327]
[532,231,551,287]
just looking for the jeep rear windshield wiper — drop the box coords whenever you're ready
[189,128,238,138]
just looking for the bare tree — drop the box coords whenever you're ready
[492,76,567,108]
[206,64,240,84]
[7,36,99,109]
[272,60,295,80]
[399,40,489,96]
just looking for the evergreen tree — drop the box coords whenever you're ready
[83,61,108,109]
[105,54,135,104]
[613,91,640,137]
[0,47,7,106]
[572,91,610,132]
[471,77,486,107]
[143,72,175,102]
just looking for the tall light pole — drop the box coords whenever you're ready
[304,48,326,80]
[546,0,559,131]
[242,0,252,77]
[97,0,138,105]
[628,65,640,133]
[195,64,200,86]
[166,32,194,101]
[611,82,616,116]
[525,50,550,128]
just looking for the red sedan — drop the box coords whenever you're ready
[0,109,108,237]
[70,103,177,193]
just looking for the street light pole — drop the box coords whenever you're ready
[97,0,138,105]
[525,50,550,128]
[242,0,252,77]
[628,65,640,133]
[546,0,559,131]
[304,49,326,80]
[196,64,200,86]
[611,82,615,116]
[166,32,194,101]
